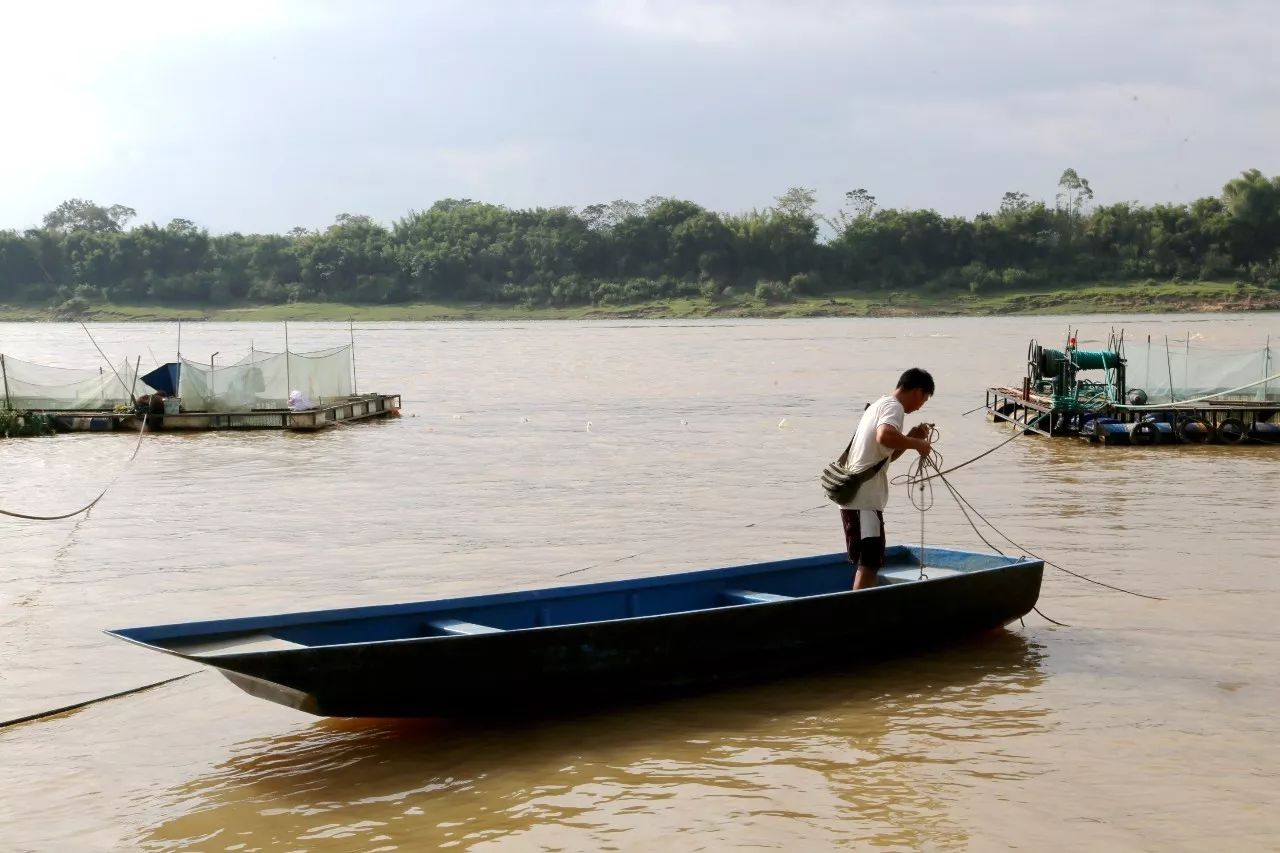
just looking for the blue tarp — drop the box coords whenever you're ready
[141,362,180,396]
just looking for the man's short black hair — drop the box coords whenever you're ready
[897,367,935,396]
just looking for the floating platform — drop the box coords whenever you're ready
[983,331,1280,447]
[38,393,401,434]
[986,385,1280,445]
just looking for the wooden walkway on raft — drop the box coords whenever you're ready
[41,393,401,434]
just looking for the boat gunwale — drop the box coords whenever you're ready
[105,547,1043,659]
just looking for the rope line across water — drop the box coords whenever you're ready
[897,426,1164,604]
[0,413,148,521]
[0,672,198,730]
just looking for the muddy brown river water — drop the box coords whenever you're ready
[1,315,1276,851]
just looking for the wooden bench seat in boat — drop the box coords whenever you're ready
[429,618,503,636]
[879,566,963,584]
[721,589,794,606]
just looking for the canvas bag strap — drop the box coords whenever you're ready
[863,455,889,477]
[835,437,854,466]
[836,400,877,468]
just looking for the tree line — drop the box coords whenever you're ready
[2,169,1279,313]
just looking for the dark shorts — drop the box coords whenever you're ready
[840,509,885,570]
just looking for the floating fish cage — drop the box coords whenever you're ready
[1,342,400,437]
[42,393,402,434]
[985,329,1280,447]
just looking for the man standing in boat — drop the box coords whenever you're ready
[840,368,934,590]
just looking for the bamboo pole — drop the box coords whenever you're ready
[79,321,129,398]
[1265,335,1272,402]
[284,320,292,408]
[209,352,218,404]
[1184,328,1191,394]
[1165,336,1177,403]
[1145,335,1151,395]
[1,354,10,409]
[128,356,140,404]
[349,318,358,396]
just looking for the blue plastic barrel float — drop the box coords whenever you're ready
[1083,415,1109,439]
[1174,416,1213,443]
[1249,422,1280,443]
[1215,418,1248,444]
[1129,420,1173,445]
[1095,421,1130,445]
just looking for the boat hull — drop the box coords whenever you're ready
[211,565,1036,717]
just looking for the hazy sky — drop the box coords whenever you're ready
[3,0,1277,233]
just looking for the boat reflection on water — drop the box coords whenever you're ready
[140,630,1049,851]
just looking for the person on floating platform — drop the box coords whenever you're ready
[838,368,934,590]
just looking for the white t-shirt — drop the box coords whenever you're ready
[837,395,905,510]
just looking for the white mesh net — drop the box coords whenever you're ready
[1133,341,1278,404]
[176,346,353,412]
[2,355,142,410]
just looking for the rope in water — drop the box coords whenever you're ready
[900,428,1024,484]
[0,672,198,730]
[898,427,1066,625]
[895,426,1165,604]
[0,413,148,521]
[0,413,187,728]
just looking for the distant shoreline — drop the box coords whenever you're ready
[1,281,1277,322]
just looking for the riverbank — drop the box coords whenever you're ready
[2,280,1276,322]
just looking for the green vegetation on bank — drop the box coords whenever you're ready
[2,168,1279,319]
[2,280,1274,322]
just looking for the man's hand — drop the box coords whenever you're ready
[908,423,933,455]
[877,423,934,460]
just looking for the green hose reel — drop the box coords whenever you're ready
[1028,338,1126,411]
[1033,346,1119,377]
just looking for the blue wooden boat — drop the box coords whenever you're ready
[106,546,1042,718]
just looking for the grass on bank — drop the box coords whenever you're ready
[0,280,1276,322]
